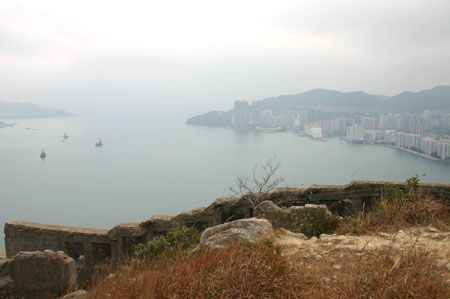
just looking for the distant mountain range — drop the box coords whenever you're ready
[186,85,450,126]
[0,102,72,119]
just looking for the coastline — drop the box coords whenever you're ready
[369,143,450,163]
[198,123,450,163]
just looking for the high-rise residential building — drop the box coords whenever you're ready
[416,123,426,137]
[442,114,450,129]
[437,140,450,159]
[260,109,273,128]
[305,125,323,138]
[293,113,301,129]
[251,101,262,128]
[361,117,377,130]
[346,124,364,141]
[232,100,249,129]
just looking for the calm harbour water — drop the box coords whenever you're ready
[1,114,450,249]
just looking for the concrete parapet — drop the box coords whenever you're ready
[254,201,332,237]
[9,250,76,298]
[5,222,110,269]
[269,181,450,216]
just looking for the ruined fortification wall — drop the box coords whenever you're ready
[4,181,450,278]
[270,181,450,216]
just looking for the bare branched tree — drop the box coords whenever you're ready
[229,156,285,208]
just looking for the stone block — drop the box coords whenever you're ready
[9,250,77,298]
[254,200,333,237]
[199,218,274,250]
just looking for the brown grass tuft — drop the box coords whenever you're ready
[87,241,450,298]
[336,186,450,235]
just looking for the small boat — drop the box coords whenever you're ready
[40,149,46,158]
[95,138,103,147]
[63,132,69,139]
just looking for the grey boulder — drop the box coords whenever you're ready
[198,218,275,250]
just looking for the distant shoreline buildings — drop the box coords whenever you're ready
[232,100,450,161]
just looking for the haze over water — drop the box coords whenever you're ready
[1,114,450,249]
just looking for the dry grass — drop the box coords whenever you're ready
[336,186,450,235]
[87,179,450,298]
[89,242,298,298]
[302,248,450,299]
[87,241,450,299]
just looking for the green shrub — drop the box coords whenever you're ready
[291,208,341,237]
[134,226,203,260]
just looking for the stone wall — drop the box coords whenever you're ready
[5,222,110,270]
[254,201,332,237]
[4,181,450,281]
[9,250,76,298]
[269,181,450,216]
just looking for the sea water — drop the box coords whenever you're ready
[1,114,450,249]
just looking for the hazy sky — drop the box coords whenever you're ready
[1,0,450,114]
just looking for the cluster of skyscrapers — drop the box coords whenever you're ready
[231,100,450,160]
[232,100,308,130]
[395,133,450,160]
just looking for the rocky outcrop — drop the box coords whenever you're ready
[9,250,76,298]
[198,218,275,250]
[275,226,450,263]
[254,201,332,237]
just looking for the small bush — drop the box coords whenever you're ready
[291,208,341,237]
[134,226,203,260]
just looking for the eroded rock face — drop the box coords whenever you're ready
[9,250,76,298]
[198,218,274,250]
[254,201,332,237]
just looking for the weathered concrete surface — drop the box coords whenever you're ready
[5,222,110,265]
[254,201,332,237]
[5,221,111,288]
[0,258,9,275]
[199,218,275,250]
[140,215,174,239]
[108,222,146,260]
[172,197,253,229]
[0,253,12,298]
[9,250,76,298]
[269,181,450,216]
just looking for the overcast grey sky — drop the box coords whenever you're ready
[1,0,450,114]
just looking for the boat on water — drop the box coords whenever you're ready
[40,149,46,158]
[95,138,103,147]
[63,132,69,139]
